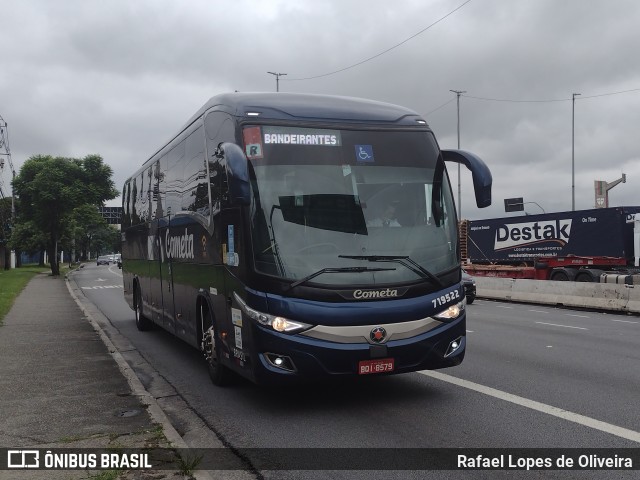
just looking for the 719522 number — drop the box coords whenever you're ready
[431,290,460,308]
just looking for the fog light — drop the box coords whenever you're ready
[445,336,463,357]
[264,353,297,372]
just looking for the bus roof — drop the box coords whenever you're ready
[128,93,429,181]
[186,92,428,128]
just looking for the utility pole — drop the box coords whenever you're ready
[571,93,580,211]
[0,114,17,269]
[267,72,287,92]
[450,90,466,219]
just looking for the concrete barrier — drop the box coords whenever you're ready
[475,277,640,314]
[600,274,640,285]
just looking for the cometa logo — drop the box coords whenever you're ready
[494,219,572,250]
[165,228,195,260]
[353,288,398,300]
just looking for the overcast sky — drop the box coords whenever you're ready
[1,0,639,220]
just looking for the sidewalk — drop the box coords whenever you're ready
[0,272,182,479]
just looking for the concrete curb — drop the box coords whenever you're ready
[65,272,214,480]
[476,277,640,314]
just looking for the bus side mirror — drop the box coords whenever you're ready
[441,149,492,208]
[218,143,250,206]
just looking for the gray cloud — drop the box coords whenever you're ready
[1,0,639,219]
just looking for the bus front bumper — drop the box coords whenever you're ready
[249,314,466,384]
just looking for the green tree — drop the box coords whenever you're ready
[11,154,118,275]
[91,223,120,256]
[69,204,120,260]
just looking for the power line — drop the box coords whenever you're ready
[463,94,570,103]
[423,97,456,116]
[461,87,640,104]
[579,87,640,100]
[284,0,474,82]
[417,84,640,121]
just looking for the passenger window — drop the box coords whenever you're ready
[182,126,209,218]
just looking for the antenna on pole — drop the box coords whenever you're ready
[594,173,626,208]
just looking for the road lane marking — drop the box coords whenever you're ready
[466,330,474,333]
[418,370,640,443]
[81,285,123,289]
[565,313,589,318]
[495,305,513,309]
[535,321,588,330]
[108,265,123,276]
[529,309,549,314]
[611,319,639,324]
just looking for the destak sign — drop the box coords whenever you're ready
[494,219,573,251]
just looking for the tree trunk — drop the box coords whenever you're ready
[48,237,60,276]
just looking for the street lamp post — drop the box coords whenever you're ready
[267,72,287,92]
[571,92,580,211]
[450,90,466,219]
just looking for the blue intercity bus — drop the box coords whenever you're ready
[121,93,492,385]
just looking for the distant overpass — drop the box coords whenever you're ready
[98,206,122,226]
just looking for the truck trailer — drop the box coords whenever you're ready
[463,206,640,281]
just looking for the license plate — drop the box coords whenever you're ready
[358,358,395,375]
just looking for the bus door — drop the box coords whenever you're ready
[220,207,248,365]
[158,216,176,334]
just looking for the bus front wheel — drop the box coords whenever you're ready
[202,308,233,387]
[134,286,153,331]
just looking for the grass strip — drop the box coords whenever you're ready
[0,265,49,325]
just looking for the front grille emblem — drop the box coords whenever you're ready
[370,326,387,343]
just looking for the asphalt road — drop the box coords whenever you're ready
[72,263,640,479]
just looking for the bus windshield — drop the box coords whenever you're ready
[245,126,458,287]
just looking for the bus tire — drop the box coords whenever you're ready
[134,285,153,331]
[202,306,233,387]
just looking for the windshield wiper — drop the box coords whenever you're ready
[286,266,395,292]
[338,255,444,288]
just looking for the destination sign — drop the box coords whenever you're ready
[263,126,341,146]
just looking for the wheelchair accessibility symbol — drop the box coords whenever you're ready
[355,145,374,162]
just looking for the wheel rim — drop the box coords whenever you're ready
[135,290,142,323]
[202,324,218,367]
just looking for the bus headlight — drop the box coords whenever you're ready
[271,316,310,333]
[233,293,311,334]
[434,301,465,321]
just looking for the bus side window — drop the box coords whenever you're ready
[122,182,130,228]
[139,167,150,223]
[205,111,235,216]
[154,157,165,219]
[164,141,185,217]
[182,126,209,217]
[152,160,163,219]
[209,157,224,216]
[131,177,139,225]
